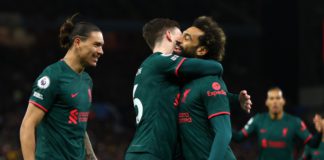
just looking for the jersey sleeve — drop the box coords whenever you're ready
[295,118,313,144]
[208,115,232,160]
[158,54,223,78]
[300,146,312,160]
[232,115,259,142]
[29,67,58,112]
[241,116,258,137]
[177,58,223,79]
[200,77,230,119]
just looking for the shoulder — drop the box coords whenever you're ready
[254,113,267,121]
[82,71,93,86]
[149,53,184,66]
[284,113,301,122]
[192,75,226,96]
[38,61,63,80]
[34,61,62,89]
[42,61,64,76]
[193,75,222,87]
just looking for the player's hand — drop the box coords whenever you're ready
[313,114,322,133]
[239,90,252,114]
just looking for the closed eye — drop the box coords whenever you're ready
[183,33,192,41]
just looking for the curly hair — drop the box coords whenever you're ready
[193,16,226,61]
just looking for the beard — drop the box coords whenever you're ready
[179,46,197,58]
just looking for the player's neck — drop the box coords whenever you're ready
[153,42,173,55]
[64,50,85,74]
[269,111,283,120]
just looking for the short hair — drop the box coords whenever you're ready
[268,86,283,92]
[142,18,180,50]
[193,16,226,61]
[59,13,101,49]
[267,86,284,97]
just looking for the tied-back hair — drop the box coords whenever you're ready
[142,18,180,50]
[59,13,101,49]
[193,16,226,61]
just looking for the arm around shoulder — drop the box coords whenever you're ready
[178,58,223,78]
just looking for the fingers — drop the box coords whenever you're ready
[313,114,323,132]
[240,90,248,98]
[313,114,322,122]
[239,90,252,114]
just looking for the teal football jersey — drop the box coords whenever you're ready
[29,60,93,160]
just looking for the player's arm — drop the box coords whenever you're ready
[176,58,223,78]
[20,68,56,159]
[227,90,252,113]
[232,115,258,142]
[85,132,97,160]
[296,115,322,148]
[299,146,312,160]
[20,103,46,160]
[208,115,232,160]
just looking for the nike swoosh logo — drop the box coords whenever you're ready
[71,92,79,98]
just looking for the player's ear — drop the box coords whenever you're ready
[73,37,82,48]
[196,46,208,57]
[282,97,286,106]
[166,30,172,42]
[265,98,270,108]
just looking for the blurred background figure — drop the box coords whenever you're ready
[1,0,324,159]
[300,119,324,160]
[233,87,323,160]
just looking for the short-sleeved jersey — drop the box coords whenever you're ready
[178,75,230,160]
[240,113,312,160]
[29,60,93,160]
[301,142,324,160]
[126,52,187,159]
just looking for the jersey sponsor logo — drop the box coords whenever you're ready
[313,151,320,155]
[171,55,179,61]
[37,76,50,89]
[260,129,267,133]
[262,139,287,149]
[79,112,89,122]
[282,128,288,137]
[33,91,43,100]
[181,89,191,103]
[207,82,226,97]
[68,109,89,124]
[136,67,142,76]
[71,92,79,98]
[178,112,192,123]
[207,90,226,96]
